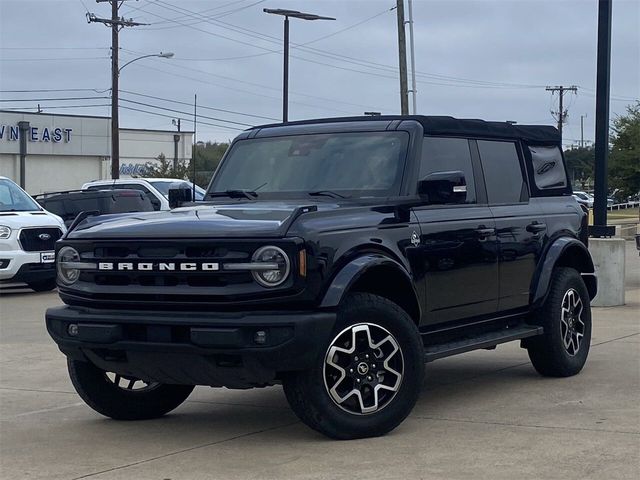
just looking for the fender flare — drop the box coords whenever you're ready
[531,237,597,307]
[319,254,420,314]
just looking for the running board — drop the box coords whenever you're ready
[423,325,543,363]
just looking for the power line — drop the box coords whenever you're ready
[149,0,545,90]
[0,57,108,62]
[0,88,109,93]
[119,104,243,131]
[121,57,362,115]
[119,97,254,127]
[0,96,110,102]
[120,89,280,121]
[141,0,267,30]
[120,48,390,112]
[1,104,110,111]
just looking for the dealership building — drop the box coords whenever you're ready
[0,110,194,194]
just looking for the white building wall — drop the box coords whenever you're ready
[0,111,194,194]
[119,129,193,177]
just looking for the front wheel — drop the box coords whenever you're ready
[527,267,592,377]
[283,293,424,439]
[68,359,194,420]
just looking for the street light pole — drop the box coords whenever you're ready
[264,8,335,123]
[283,16,290,122]
[109,51,173,179]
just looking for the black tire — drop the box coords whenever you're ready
[28,279,57,292]
[283,293,424,440]
[68,359,194,420]
[527,267,592,377]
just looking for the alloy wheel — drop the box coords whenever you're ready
[560,288,585,356]
[323,323,404,415]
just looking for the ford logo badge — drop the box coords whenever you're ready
[38,233,52,241]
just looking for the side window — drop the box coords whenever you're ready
[420,137,476,204]
[118,184,161,210]
[528,145,567,190]
[477,140,527,204]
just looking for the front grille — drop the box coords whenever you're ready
[19,228,62,252]
[63,240,301,308]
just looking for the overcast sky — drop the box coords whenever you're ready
[1,0,638,146]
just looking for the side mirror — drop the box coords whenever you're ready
[168,187,193,209]
[418,170,467,204]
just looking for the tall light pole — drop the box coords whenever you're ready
[263,8,335,123]
[111,52,173,179]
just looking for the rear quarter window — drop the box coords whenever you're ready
[528,145,568,190]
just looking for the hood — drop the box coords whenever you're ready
[0,210,66,231]
[66,201,337,239]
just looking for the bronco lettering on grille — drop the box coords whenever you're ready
[97,262,219,271]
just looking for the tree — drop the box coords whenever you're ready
[144,153,190,180]
[609,102,640,199]
[190,141,229,187]
[563,146,594,189]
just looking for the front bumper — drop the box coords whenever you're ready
[0,253,56,284]
[46,306,336,388]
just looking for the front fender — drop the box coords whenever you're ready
[319,254,417,309]
[531,237,597,308]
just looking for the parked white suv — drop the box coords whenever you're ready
[82,178,205,211]
[0,176,66,291]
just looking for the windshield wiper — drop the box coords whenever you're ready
[207,189,258,200]
[308,190,349,199]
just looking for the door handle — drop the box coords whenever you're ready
[526,222,547,233]
[475,227,495,239]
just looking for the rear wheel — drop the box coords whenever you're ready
[283,293,424,439]
[527,267,592,377]
[68,359,194,420]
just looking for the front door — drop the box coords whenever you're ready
[413,136,499,325]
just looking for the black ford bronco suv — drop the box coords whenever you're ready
[46,116,597,439]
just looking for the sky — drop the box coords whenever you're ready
[0,0,638,147]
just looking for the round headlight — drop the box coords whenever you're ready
[251,246,290,287]
[0,225,11,239]
[57,246,81,285]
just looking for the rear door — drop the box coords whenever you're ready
[412,136,499,325]
[475,139,546,312]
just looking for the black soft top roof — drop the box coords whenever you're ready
[251,115,560,145]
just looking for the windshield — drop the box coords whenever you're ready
[150,181,205,200]
[0,179,41,212]
[209,132,409,198]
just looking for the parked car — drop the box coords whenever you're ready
[0,176,66,291]
[572,190,593,208]
[34,189,154,227]
[46,115,596,439]
[81,178,205,211]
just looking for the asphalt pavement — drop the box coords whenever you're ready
[0,242,638,480]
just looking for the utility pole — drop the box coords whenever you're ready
[396,0,409,115]
[580,114,587,148]
[88,1,145,179]
[192,94,197,201]
[407,0,417,114]
[546,85,578,140]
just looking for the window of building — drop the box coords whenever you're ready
[477,140,527,204]
[420,137,476,203]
